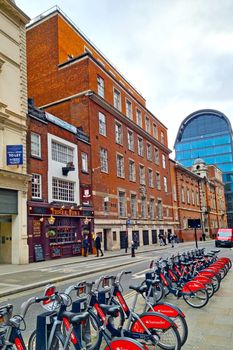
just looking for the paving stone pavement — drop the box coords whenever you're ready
[131,267,233,349]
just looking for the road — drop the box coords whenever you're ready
[1,242,232,345]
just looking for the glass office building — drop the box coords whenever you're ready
[174,109,233,227]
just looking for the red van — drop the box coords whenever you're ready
[215,229,233,247]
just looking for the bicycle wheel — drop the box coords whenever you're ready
[183,288,209,308]
[104,337,146,350]
[28,329,65,350]
[149,283,164,303]
[147,305,188,346]
[150,325,181,350]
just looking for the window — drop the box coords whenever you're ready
[187,188,190,203]
[149,198,155,219]
[119,191,126,217]
[99,112,106,136]
[154,147,159,165]
[148,169,153,188]
[196,191,200,205]
[97,76,104,98]
[141,197,147,218]
[127,130,134,151]
[81,153,88,172]
[103,198,109,213]
[52,178,75,202]
[156,172,161,190]
[138,137,144,156]
[136,109,142,127]
[153,124,158,139]
[164,177,168,192]
[162,154,166,168]
[145,116,150,133]
[173,185,177,201]
[147,143,152,161]
[157,199,163,220]
[181,187,185,202]
[192,191,195,205]
[100,148,108,172]
[32,174,42,199]
[31,132,41,158]
[139,165,145,185]
[116,154,124,177]
[114,88,121,110]
[130,194,137,218]
[126,99,132,119]
[115,122,123,144]
[129,160,136,182]
[52,141,73,164]
[161,131,165,144]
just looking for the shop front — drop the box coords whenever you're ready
[27,202,94,262]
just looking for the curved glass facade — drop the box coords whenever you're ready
[174,110,233,227]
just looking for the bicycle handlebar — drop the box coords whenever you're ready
[20,296,50,319]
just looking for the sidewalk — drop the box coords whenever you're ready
[0,241,213,298]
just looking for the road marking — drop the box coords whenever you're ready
[132,268,150,279]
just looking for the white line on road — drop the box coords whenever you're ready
[132,268,150,279]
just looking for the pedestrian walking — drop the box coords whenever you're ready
[167,231,171,244]
[170,233,175,248]
[202,232,206,241]
[124,234,128,253]
[158,232,164,246]
[95,233,104,257]
[82,235,89,257]
[131,238,137,257]
[163,233,167,246]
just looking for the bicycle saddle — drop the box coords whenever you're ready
[129,284,148,294]
[99,304,120,317]
[62,311,89,324]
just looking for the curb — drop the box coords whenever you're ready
[0,259,145,298]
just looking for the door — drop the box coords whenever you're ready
[0,217,12,263]
[132,231,140,246]
[120,231,127,249]
[143,230,149,245]
[152,230,157,244]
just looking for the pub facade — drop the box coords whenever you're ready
[27,100,94,262]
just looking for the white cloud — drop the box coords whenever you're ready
[16,0,233,153]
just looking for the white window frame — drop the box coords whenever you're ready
[51,140,74,164]
[138,137,144,157]
[187,188,190,203]
[100,148,108,173]
[99,112,106,136]
[126,99,132,119]
[81,152,88,172]
[52,177,75,202]
[116,154,125,178]
[32,173,42,199]
[153,123,158,139]
[148,169,153,188]
[113,88,121,111]
[149,198,155,219]
[157,199,163,220]
[97,75,104,98]
[154,147,159,165]
[127,129,134,151]
[115,122,123,145]
[164,176,168,192]
[141,196,147,219]
[139,165,145,185]
[129,160,136,182]
[145,116,150,133]
[136,108,142,127]
[173,185,177,202]
[156,172,161,190]
[181,187,185,203]
[119,191,126,217]
[161,131,165,144]
[130,194,137,218]
[147,143,152,161]
[192,191,195,205]
[162,154,166,168]
[31,132,41,158]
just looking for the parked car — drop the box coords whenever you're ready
[215,228,233,247]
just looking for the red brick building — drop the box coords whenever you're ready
[170,158,227,242]
[27,100,94,262]
[26,7,174,250]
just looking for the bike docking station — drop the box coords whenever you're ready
[187,219,202,249]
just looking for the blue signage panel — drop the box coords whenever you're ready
[6,145,23,165]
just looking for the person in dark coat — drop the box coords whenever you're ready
[124,234,128,253]
[95,233,104,257]
[83,235,89,257]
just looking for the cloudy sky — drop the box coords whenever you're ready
[16,0,233,154]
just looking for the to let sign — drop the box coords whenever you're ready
[6,145,23,165]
